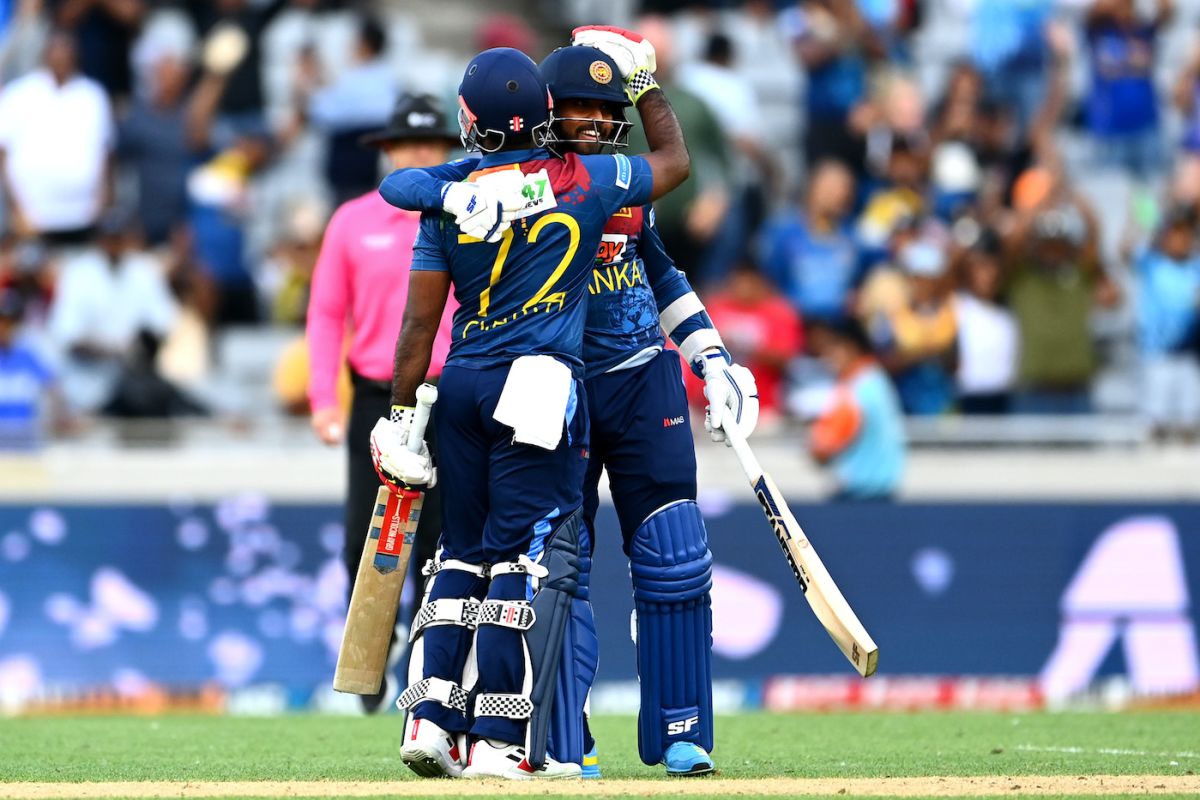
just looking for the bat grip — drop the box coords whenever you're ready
[408,383,438,454]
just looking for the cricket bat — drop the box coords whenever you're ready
[333,383,438,694]
[725,430,879,677]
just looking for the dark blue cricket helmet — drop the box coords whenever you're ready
[457,47,552,153]
[539,46,632,155]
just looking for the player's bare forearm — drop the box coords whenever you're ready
[637,88,690,201]
[390,270,450,407]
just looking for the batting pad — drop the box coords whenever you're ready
[548,520,598,766]
[630,500,714,764]
[523,508,584,768]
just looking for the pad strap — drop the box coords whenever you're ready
[409,598,481,642]
[474,692,533,719]
[398,677,469,713]
[478,599,535,631]
[490,554,549,578]
[422,558,489,578]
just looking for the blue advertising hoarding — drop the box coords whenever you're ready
[0,499,1197,707]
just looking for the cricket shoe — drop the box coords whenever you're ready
[582,744,601,779]
[400,718,463,778]
[461,738,582,780]
[663,741,715,776]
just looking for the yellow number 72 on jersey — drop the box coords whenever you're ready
[460,211,580,320]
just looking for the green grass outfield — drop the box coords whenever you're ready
[0,711,1197,799]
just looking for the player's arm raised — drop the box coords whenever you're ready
[572,25,689,200]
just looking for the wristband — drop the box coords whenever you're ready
[626,67,660,104]
[391,404,412,423]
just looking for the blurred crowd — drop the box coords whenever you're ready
[2,0,1200,453]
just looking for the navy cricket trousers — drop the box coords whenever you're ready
[582,349,698,553]
[414,362,590,744]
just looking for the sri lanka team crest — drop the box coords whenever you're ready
[589,60,613,84]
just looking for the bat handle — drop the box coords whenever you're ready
[408,383,438,454]
[723,428,764,484]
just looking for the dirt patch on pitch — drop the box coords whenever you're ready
[2,775,1198,798]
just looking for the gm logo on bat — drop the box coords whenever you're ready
[754,477,810,593]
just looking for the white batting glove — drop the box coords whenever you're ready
[696,351,759,445]
[370,407,436,491]
[473,169,530,221]
[440,181,510,243]
[571,26,659,103]
[571,26,656,77]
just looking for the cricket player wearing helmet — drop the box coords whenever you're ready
[372,37,691,780]
[537,41,759,778]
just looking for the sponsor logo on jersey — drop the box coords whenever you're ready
[613,153,631,189]
[663,415,685,428]
[589,60,613,84]
[594,233,628,264]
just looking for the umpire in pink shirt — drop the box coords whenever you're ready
[306,94,457,712]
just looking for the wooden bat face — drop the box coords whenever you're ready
[334,486,423,695]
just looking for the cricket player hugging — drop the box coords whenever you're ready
[370,29,730,780]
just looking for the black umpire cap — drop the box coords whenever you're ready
[359,93,459,148]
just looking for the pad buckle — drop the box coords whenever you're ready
[474,692,533,719]
[397,677,469,714]
[422,558,489,577]
[489,554,549,579]
[478,599,535,631]
[408,598,482,642]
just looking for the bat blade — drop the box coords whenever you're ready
[752,471,878,677]
[333,485,421,694]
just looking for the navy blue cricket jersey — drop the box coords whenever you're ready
[388,147,653,376]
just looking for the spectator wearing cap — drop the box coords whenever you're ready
[1004,190,1116,414]
[0,30,114,245]
[761,159,860,323]
[954,232,1019,415]
[807,317,905,501]
[867,239,958,416]
[1131,206,1200,440]
[1084,0,1170,179]
[0,289,58,449]
[305,93,457,713]
[47,209,177,413]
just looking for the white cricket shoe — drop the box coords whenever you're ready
[400,718,464,778]
[461,738,582,780]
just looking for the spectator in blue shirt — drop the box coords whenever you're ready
[968,0,1052,133]
[784,0,884,171]
[0,289,56,449]
[1133,206,1200,440]
[1084,0,1171,178]
[761,159,860,323]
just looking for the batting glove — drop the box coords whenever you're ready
[370,406,436,491]
[696,351,760,445]
[441,181,510,243]
[473,169,531,221]
[571,25,660,103]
